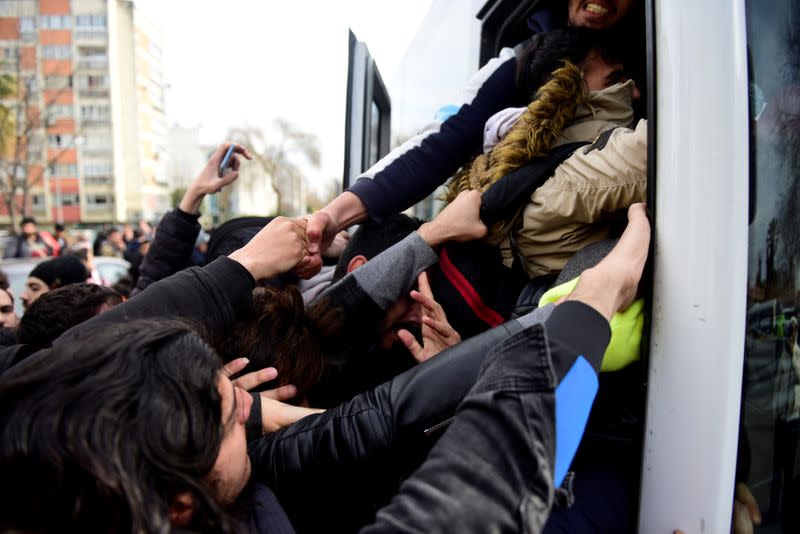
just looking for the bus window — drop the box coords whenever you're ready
[736,1,800,531]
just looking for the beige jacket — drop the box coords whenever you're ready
[496,80,647,277]
[513,119,647,277]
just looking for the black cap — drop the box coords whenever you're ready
[28,256,89,288]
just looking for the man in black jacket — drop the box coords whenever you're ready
[0,202,650,533]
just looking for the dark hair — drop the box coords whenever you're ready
[0,269,8,290]
[20,216,36,227]
[16,283,123,350]
[0,320,236,532]
[54,223,65,232]
[515,27,629,104]
[332,214,423,283]
[225,286,343,396]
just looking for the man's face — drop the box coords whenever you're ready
[108,231,124,246]
[21,276,48,310]
[0,290,18,328]
[21,223,37,238]
[380,294,423,351]
[568,0,635,29]
[580,49,641,100]
[208,374,252,505]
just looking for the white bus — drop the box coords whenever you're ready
[346,0,798,532]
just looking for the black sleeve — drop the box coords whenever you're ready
[132,208,201,296]
[55,257,254,345]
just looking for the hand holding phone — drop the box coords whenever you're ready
[218,144,237,178]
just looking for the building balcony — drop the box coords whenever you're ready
[83,176,114,187]
[74,29,108,42]
[80,117,111,127]
[85,203,113,212]
[82,147,113,157]
[78,87,109,98]
[76,57,108,70]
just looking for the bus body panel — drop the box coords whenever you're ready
[638,0,750,532]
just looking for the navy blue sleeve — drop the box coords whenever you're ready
[348,57,519,222]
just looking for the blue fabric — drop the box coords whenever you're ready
[554,355,599,486]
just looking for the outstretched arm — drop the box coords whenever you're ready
[364,204,650,533]
[133,143,252,295]
[57,216,312,345]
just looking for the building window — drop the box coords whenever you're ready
[44,104,74,126]
[77,74,108,89]
[57,193,80,207]
[43,75,73,89]
[48,163,77,176]
[84,134,112,151]
[80,104,110,122]
[19,17,36,34]
[48,134,75,148]
[76,15,107,29]
[31,194,45,207]
[42,45,71,60]
[86,193,113,209]
[84,176,113,186]
[2,47,18,60]
[39,15,72,30]
[83,161,113,177]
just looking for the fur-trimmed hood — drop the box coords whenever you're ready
[555,78,636,147]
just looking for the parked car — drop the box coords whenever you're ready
[0,256,130,316]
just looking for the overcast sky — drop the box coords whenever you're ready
[134,0,433,191]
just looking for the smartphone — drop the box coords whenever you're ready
[218,144,236,177]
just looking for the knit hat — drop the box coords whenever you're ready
[28,256,89,288]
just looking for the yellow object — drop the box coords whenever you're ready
[539,277,644,372]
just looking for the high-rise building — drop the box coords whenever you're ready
[0,0,169,227]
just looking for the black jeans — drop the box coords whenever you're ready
[363,301,611,533]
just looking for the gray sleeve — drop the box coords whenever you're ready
[352,232,439,310]
[515,302,557,329]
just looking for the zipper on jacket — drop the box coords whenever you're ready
[424,416,455,436]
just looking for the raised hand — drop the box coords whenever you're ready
[180,142,253,214]
[397,271,462,363]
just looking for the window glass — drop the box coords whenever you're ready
[737,1,800,532]
[19,16,36,33]
[42,45,71,59]
[39,16,71,30]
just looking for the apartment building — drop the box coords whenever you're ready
[0,0,169,226]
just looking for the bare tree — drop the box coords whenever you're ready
[228,118,321,216]
[0,54,78,233]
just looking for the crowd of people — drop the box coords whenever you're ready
[0,1,727,532]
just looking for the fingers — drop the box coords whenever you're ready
[232,366,279,391]
[422,315,460,342]
[232,143,253,160]
[397,329,424,361]
[417,271,433,299]
[735,483,761,525]
[305,214,324,254]
[231,154,241,171]
[220,170,239,186]
[223,357,249,378]
[409,289,440,315]
[261,384,297,402]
